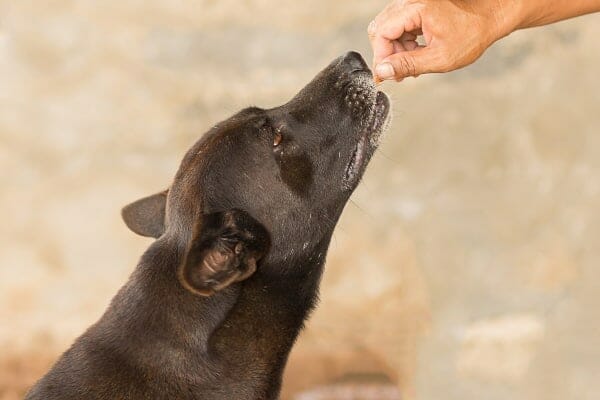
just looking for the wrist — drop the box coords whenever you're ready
[501,0,600,31]
[490,0,526,39]
[507,0,547,30]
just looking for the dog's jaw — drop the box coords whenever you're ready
[343,87,390,190]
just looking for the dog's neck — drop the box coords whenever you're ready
[100,235,327,399]
[207,262,323,397]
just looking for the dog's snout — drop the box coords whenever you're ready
[340,51,370,73]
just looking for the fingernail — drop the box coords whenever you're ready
[368,20,377,35]
[375,63,395,80]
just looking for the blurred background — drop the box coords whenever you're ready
[1,1,599,399]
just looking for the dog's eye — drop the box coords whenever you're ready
[273,128,283,147]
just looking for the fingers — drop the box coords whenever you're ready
[368,20,395,69]
[402,40,419,51]
[375,48,440,81]
[369,1,425,65]
[394,31,419,52]
[369,20,406,83]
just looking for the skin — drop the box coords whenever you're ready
[369,0,600,81]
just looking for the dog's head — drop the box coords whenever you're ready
[122,52,390,296]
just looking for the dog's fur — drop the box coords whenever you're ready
[25,52,390,400]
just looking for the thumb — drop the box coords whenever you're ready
[375,48,439,81]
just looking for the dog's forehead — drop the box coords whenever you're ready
[178,107,263,171]
[211,106,265,138]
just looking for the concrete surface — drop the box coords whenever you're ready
[1,1,599,399]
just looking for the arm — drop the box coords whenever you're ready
[515,0,600,29]
[369,0,600,81]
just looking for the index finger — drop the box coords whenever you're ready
[369,2,425,65]
[369,22,396,67]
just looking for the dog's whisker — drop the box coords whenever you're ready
[376,150,402,165]
[348,198,376,221]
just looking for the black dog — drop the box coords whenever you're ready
[26,51,390,400]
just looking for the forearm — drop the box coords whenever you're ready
[502,0,600,33]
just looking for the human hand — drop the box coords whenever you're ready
[368,0,512,82]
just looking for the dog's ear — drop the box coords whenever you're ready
[121,191,168,238]
[178,209,270,297]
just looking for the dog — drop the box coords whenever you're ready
[25,51,390,400]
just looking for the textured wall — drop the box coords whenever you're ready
[1,1,599,399]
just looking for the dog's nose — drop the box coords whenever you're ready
[340,51,370,73]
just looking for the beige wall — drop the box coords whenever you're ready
[1,1,599,399]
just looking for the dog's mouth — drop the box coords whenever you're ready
[343,90,390,189]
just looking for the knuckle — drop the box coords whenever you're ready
[396,56,417,77]
[367,20,377,36]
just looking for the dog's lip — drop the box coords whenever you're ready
[344,135,367,186]
[368,91,391,142]
[343,91,390,188]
